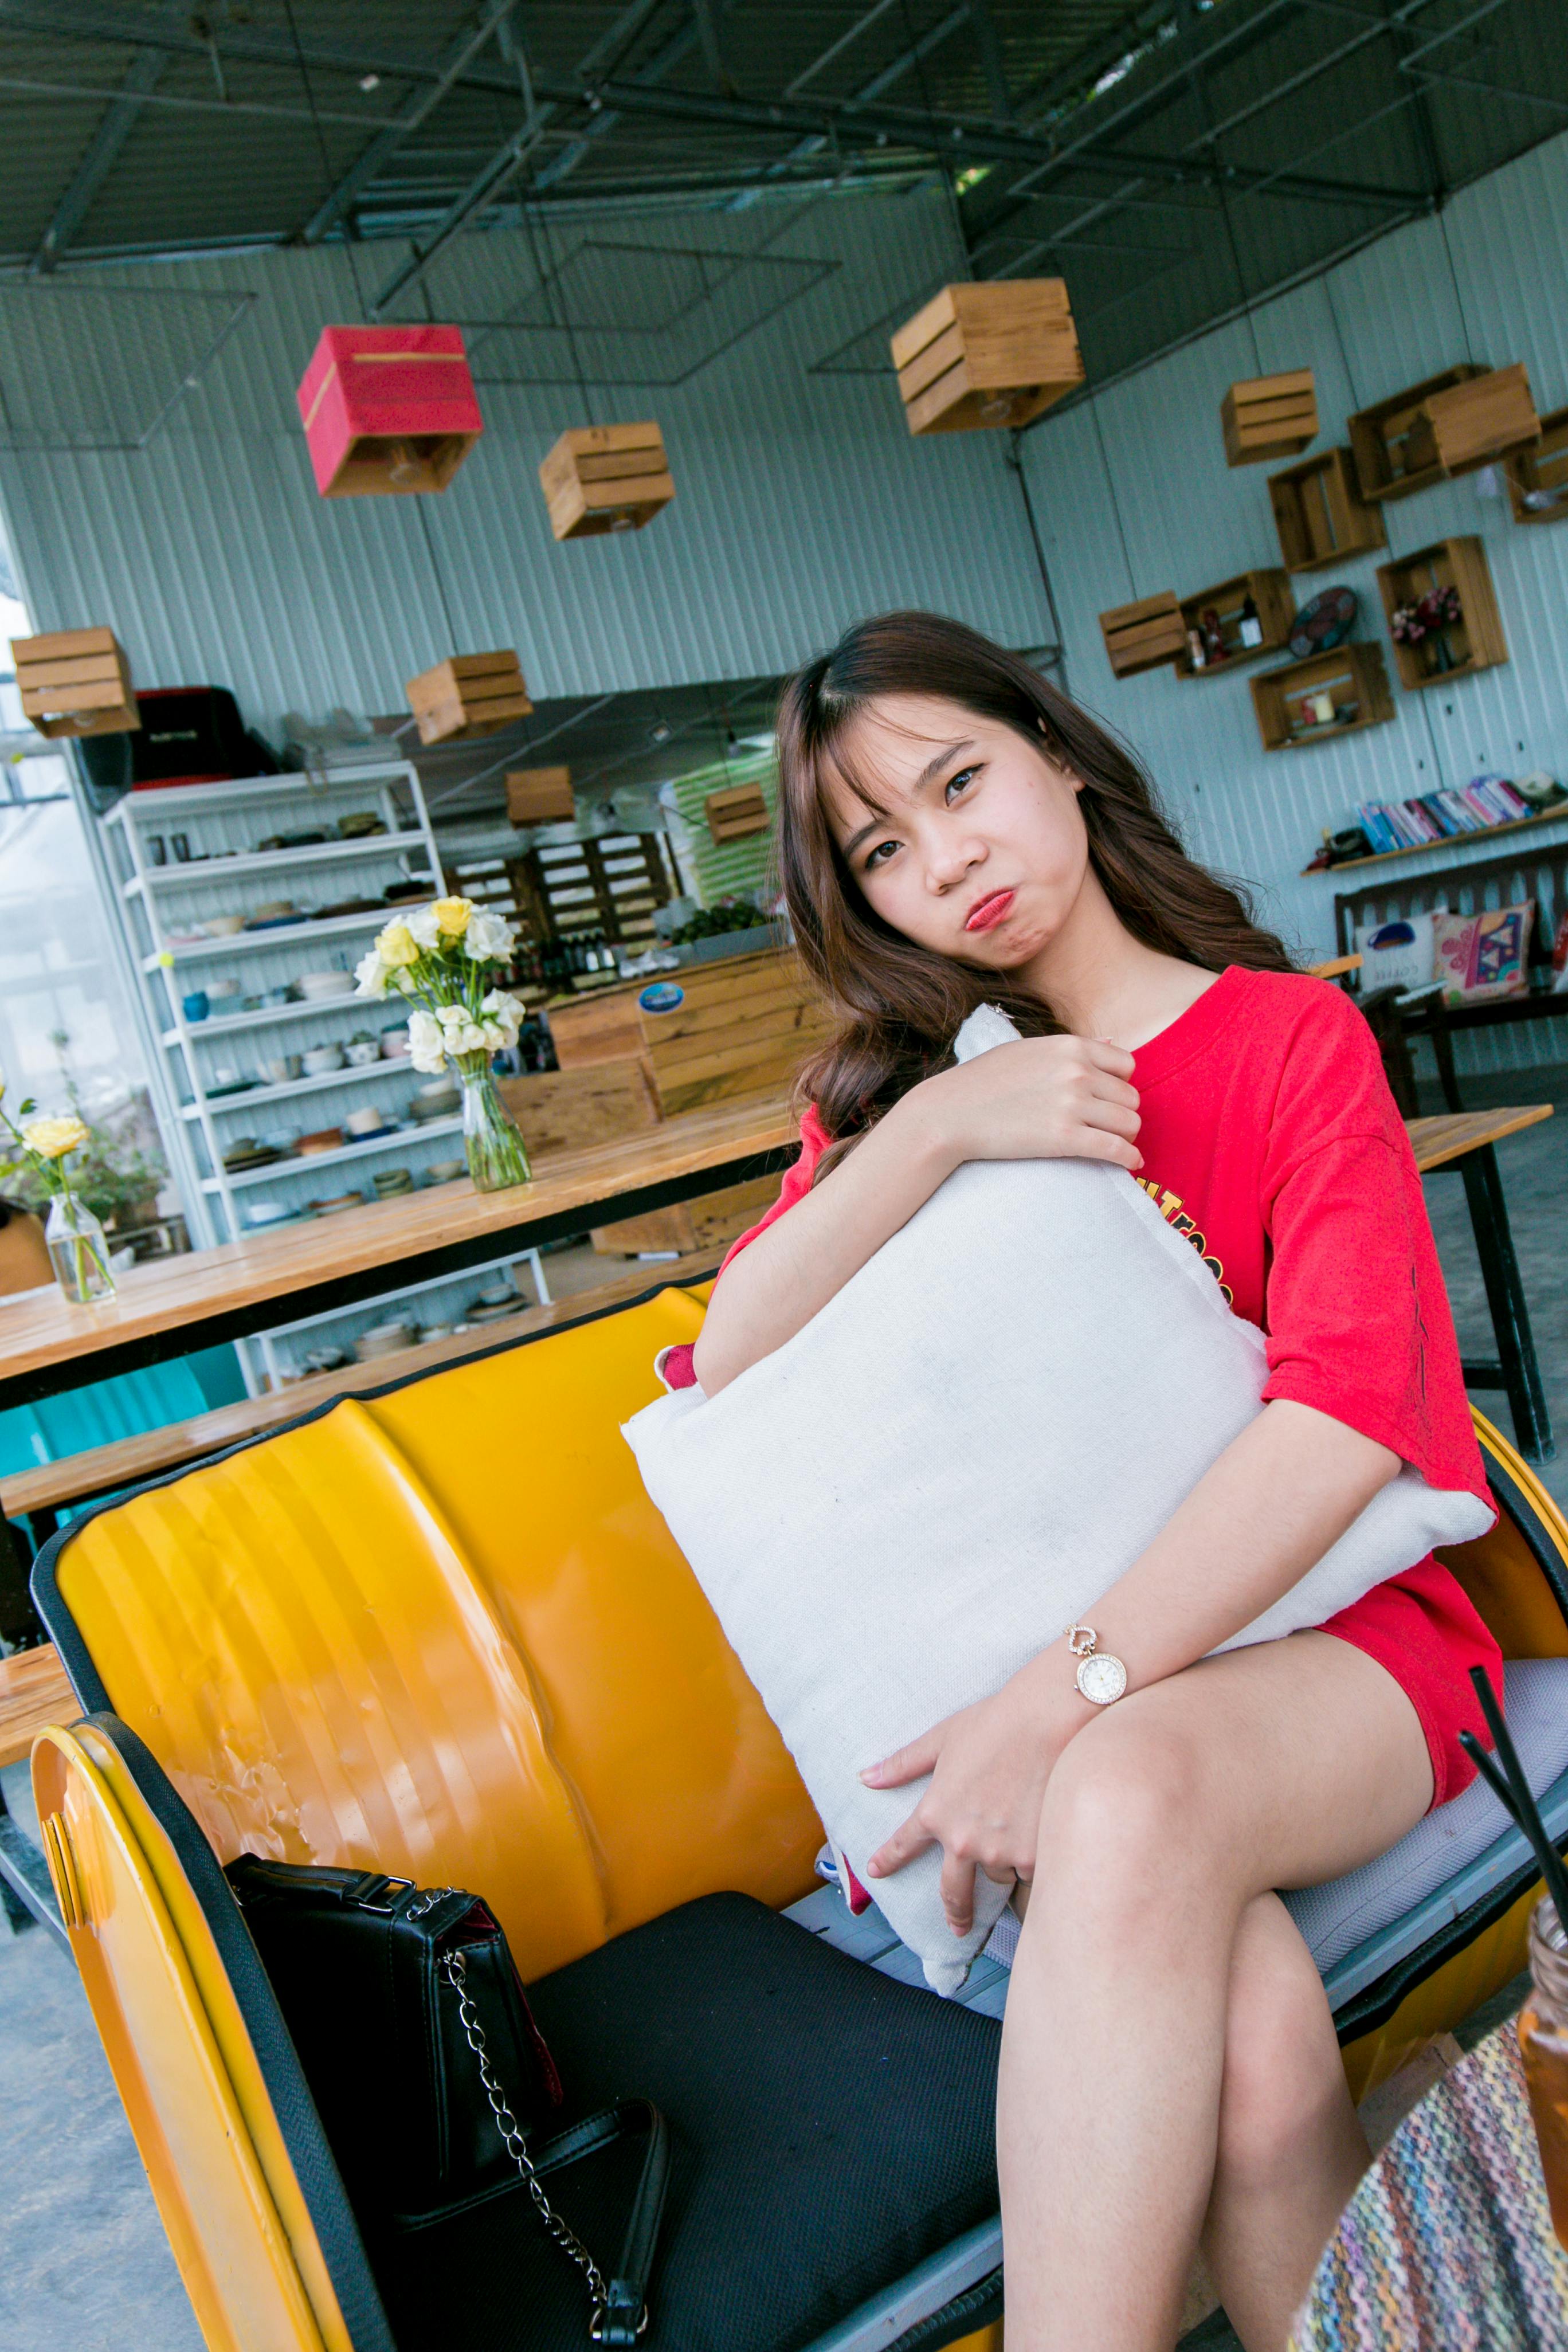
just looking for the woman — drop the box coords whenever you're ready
[686,612,1499,2351]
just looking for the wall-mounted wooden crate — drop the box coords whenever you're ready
[505,766,575,825]
[539,423,674,540]
[1251,641,1394,752]
[1099,591,1186,679]
[704,782,770,844]
[1374,536,1507,691]
[12,628,140,738]
[405,650,532,746]
[1268,446,1386,573]
[1349,363,1540,503]
[1177,569,1295,677]
[1220,370,1318,467]
[1507,403,1568,525]
[891,280,1083,436]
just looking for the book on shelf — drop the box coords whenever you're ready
[1350,778,1543,861]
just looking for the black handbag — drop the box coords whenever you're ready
[227,1857,668,2346]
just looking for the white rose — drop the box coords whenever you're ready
[354,947,390,999]
[405,903,444,952]
[462,908,517,962]
[406,1009,448,1075]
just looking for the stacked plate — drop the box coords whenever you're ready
[354,1318,416,1363]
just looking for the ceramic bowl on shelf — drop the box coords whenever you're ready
[344,1107,391,1138]
[336,812,386,840]
[207,978,242,1002]
[261,985,296,1008]
[299,970,355,1002]
[202,914,246,938]
[302,1043,346,1076]
[380,1025,411,1059]
[243,1200,300,1231]
[422,1158,465,1186]
[344,1039,380,1067]
[244,901,307,929]
[296,1127,346,1155]
[303,1344,350,1372]
[263,1053,304,1084]
[308,1192,364,1217]
[354,1319,415,1362]
[411,1080,460,1122]
[372,1166,415,1198]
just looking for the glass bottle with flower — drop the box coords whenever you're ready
[0,1086,116,1303]
[355,897,532,1192]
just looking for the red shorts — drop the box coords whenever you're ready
[1320,1557,1502,1810]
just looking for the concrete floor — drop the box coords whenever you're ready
[0,1094,1563,2352]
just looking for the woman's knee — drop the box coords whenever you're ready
[1037,1706,1214,1892]
[1216,1900,1351,2188]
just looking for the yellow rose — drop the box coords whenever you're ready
[23,1114,90,1161]
[378,922,419,968]
[433,896,473,939]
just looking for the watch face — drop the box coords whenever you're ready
[1076,1652,1128,1706]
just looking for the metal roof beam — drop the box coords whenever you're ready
[968,0,1013,119]
[31,37,167,273]
[302,0,524,246]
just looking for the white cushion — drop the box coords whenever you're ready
[623,1008,1493,1993]
[1355,911,1439,994]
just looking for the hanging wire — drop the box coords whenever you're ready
[897,0,973,279]
[1436,206,1476,368]
[1089,397,1138,597]
[1216,185,1264,377]
[1320,272,1360,411]
[283,0,370,322]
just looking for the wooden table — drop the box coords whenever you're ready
[1293,2021,1568,2347]
[0,1095,795,1416]
[1408,1106,1555,1465]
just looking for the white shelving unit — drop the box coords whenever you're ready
[102,761,540,1390]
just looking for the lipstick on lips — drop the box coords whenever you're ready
[965,888,1016,935]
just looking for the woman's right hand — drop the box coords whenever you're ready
[906,1034,1143,1172]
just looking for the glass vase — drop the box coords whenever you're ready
[1520,1896,1568,2249]
[456,1059,531,1193]
[45,1189,116,1306]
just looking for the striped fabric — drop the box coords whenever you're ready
[1292,2025,1568,2347]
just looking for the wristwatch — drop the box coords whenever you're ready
[1064,1622,1128,1706]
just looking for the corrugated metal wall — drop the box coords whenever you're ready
[0,189,1050,722]
[1022,123,1568,1076]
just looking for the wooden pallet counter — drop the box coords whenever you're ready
[547,946,832,1120]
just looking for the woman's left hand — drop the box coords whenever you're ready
[861,1657,1087,1936]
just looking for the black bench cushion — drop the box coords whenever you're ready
[373,1892,1002,2352]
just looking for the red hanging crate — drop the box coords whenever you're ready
[296,325,484,499]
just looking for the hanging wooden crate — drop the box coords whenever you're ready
[891,280,1084,436]
[1177,569,1295,677]
[506,766,575,825]
[539,424,674,540]
[12,628,140,738]
[295,325,483,498]
[1268,446,1386,573]
[1507,404,1568,525]
[705,782,770,844]
[1251,641,1394,752]
[1349,363,1540,503]
[1099,592,1186,680]
[1375,536,1507,691]
[1220,370,1318,467]
[405,650,532,747]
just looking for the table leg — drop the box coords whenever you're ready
[0,1773,63,1944]
[1459,1144,1554,1463]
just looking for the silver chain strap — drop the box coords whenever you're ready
[441,1946,632,2339]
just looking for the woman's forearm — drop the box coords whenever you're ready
[1021,1400,1402,1710]
[692,1094,957,1393]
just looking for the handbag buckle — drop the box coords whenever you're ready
[356,1875,415,1914]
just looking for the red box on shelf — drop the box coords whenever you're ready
[295,325,484,499]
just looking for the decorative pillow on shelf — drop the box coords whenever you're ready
[621,1006,1493,1996]
[1433,902,1534,1003]
[1354,912,1439,995]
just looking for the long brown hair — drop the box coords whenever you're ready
[775,609,1293,1140]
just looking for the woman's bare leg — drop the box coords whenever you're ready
[1199,1892,1373,2349]
[995,1632,1433,2351]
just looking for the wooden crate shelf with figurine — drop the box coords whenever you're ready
[704,782,770,844]
[1099,591,1186,680]
[1507,403,1568,525]
[539,423,674,540]
[1269,446,1386,573]
[1349,363,1540,504]
[891,280,1083,436]
[405,650,532,746]
[506,766,575,825]
[1178,569,1295,678]
[1375,536,1507,691]
[13,627,139,738]
[1251,641,1394,752]
[1221,370,1318,467]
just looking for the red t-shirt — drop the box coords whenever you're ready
[697,967,1489,1511]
